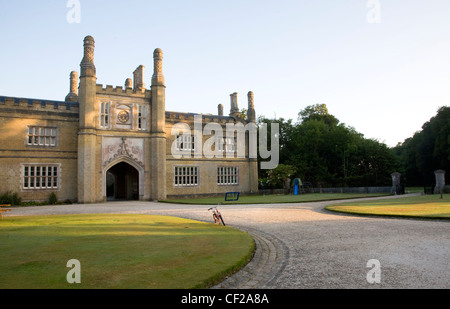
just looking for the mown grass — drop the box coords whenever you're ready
[163,193,392,205]
[0,214,254,289]
[326,195,450,220]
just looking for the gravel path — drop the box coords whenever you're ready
[7,194,450,289]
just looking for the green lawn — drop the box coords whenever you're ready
[0,214,254,289]
[326,195,450,219]
[163,193,392,205]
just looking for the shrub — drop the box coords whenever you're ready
[48,192,58,205]
[0,191,22,206]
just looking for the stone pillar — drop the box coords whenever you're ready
[391,172,402,195]
[434,170,446,194]
[150,48,167,201]
[218,104,223,116]
[77,35,99,203]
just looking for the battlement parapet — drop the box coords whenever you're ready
[96,84,151,99]
[165,111,242,124]
[0,96,79,113]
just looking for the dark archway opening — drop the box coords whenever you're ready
[106,162,139,201]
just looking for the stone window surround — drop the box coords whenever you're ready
[174,165,200,187]
[175,134,198,152]
[217,166,239,185]
[26,126,58,148]
[20,163,61,191]
[100,102,111,128]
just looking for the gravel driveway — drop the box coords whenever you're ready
[7,194,450,289]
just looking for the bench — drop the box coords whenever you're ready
[225,192,240,201]
[0,205,12,220]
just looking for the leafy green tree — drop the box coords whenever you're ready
[394,106,450,186]
[298,103,339,127]
[266,164,297,192]
[258,103,400,188]
[239,108,248,120]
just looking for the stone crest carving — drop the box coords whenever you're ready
[103,137,144,168]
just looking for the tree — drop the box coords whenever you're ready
[239,108,248,120]
[259,104,399,188]
[298,103,339,127]
[257,116,295,173]
[394,106,450,186]
[266,164,297,193]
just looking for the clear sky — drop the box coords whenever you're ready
[1,0,449,147]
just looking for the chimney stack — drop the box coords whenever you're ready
[133,65,145,91]
[247,91,256,122]
[65,71,79,102]
[230,92,239,116]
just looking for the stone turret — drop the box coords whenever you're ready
[78,35,99,203]
[247,91,258,193]
[218,104,224,116]
[150,48,167,200]
[65,71,79,102]
[78,35,97,129]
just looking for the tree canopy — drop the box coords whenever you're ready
[258,104,400,188]
[393,106,450,186]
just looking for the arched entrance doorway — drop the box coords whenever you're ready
[106,162,139,201]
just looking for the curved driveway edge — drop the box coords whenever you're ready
[212,229,290,289]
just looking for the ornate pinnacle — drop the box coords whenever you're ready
[80,35,96,77]
[152,48,165,86]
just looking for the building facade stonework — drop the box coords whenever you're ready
[0,36,258,203]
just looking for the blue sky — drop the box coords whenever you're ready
[1,0,450,147]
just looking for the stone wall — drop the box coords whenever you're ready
[0,96,79,202]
